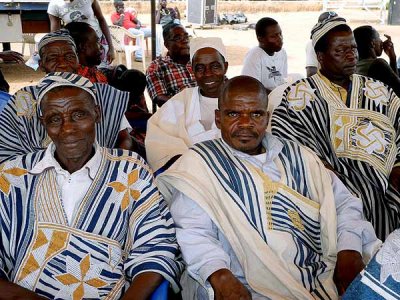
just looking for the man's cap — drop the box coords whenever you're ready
[190,37,227,61]
[38,29,77,54]
[37,72,96,110]
[311,15,347,47]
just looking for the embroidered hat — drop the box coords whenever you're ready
[311,15,347,47]
[38,29,77,54]
[190,37,227,61]
[37,72,96,111]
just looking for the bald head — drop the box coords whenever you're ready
[219,76,268,109]
[216,76,270,155]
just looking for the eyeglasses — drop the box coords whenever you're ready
[168,35,189,43]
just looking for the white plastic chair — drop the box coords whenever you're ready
[108,25,146,71]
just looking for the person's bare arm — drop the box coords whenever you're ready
[174,7,181,20]
[92,0,115,63]
[0,51,24,63]
[155,9,161,24]
[116,129,133,150]
[0,279,47,300]
[333,250,365,295]
[121,272,164,300]
[209,269,251,300]
[389,166,400,192]
[154,95,171,107]
[383,34,398,75]
[48,14,61,32]
[113,13,125,26]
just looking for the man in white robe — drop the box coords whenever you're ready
[157,76,381,299]
[145,37,228,172]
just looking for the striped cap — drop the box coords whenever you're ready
[37,72,96,112]
[38,29,77,54]
[311,16,347,47]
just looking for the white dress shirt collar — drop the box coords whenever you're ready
[30,142,102,179]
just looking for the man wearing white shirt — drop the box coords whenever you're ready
[0,73,183,299]
[157,76,380,299]
[145,37,228,172]
[242,17,287,92]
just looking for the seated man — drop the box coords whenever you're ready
[146,37,227,171]
[65,22,108,84]
[305,11,338,77]
[112,0,160,62]
[343,228,400,299]
[272,16,400,240]
[146,23,196,107]
[0,74,183,299]
[354,25,400,97]
[156,0,180,27]
[0,30,132,163]
[157,76,380,299]
[241,17,287,92]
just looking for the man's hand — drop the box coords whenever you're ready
[383,34,396,61]
[209,269,251,300]
[334,250,365,295]
[107,46,115,63]
[0,51,24,63]
[389,166,400,192]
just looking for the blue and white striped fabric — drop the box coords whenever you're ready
[0,147,183,298]
[344,229,400,300]
[272,73,400,241]
[191,138,334,298]
[0,74,129,164]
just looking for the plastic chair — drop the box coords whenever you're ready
[109,25,146,71]
[150,279,169,300]
[0,91,10,114]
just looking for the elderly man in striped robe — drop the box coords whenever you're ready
[0,74,183,299]
[271,16,400,241]
[157,76,380,299]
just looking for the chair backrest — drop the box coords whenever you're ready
[0,91,10,114]
[109,25,144,52]
[150,279,169,300]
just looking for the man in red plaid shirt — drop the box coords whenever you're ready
[146,23,196,107]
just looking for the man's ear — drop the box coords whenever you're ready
[38,59,45,72]
[223,61,229,74]
[215,109,221,129]
[94,105,101,123]
[316,51,324,65]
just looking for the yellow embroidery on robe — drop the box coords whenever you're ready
[288,210,305,231]
[108,169,141,211]
[0,164,28,195]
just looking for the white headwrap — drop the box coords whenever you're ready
[311,15,347,47]
[37,72,96,113]
[190,37,227,61]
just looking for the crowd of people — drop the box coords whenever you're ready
[0,0,399,299]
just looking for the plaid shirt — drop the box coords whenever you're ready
[146,55,196,102]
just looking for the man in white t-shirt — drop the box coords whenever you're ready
[241,17,287,92]
[146,37,228,172]
[305,11,338,77]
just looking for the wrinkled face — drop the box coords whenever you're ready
[81,28,102,66]
[258,24,283,53]
[40,87,100,165]
[192,48,228,98]
[318,31,358,79]
[216,89,269,155]
[371,29,383,57]
[39,41,78,73]
[165,26,190,57]
[114,2,124,14]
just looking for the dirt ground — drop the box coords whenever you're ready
[2,9,400,96]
